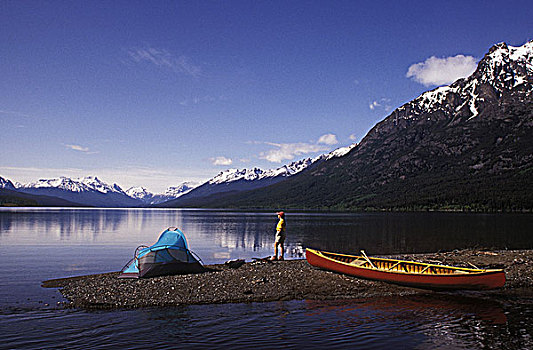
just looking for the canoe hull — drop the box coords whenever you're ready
[306,249,506,291]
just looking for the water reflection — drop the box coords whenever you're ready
[302,294,518,349]
[1,209,532,257]
[295,212,533,254]
[304,294,507,325]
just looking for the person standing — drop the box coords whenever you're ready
[272,211,286,261]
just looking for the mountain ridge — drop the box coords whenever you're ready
[166,40,533,211]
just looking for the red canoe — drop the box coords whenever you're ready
[306,248,506,290]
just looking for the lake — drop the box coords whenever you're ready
[1,208,532,349]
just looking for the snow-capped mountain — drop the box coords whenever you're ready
[2,174,200,207]
[319,143,358,161]
[164,182,198,197]
[158,143,356,207]
[127,182,198,205]
[206,145,357,186]
[20,176,126,194]
[125,186,153,201]
[0,176,17,190]
[389,41,533,127]
[17,176,140,207]
[208,158,315,185]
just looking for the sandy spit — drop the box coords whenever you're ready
[42,249,533,309]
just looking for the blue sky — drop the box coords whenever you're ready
[1,1,531,192]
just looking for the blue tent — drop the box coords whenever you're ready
[119,227,205,278]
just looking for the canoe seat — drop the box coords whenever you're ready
[349,259,367,267]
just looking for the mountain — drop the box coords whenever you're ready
[17,176,141,207]
[1,174,199,207]
[127,182,198,205]
[0,176,17,191]
[159,144,356,207]
[174,40,533,211]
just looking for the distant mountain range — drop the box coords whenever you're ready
[0,144,355,207]
[125,183,198,205]
[162,40,533,211]
[159,144,356,207]
[0,175,185,207]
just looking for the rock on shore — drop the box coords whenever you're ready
[42,249,533,309]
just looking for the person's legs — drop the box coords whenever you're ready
[272,242,279,260]
[278,231,286,260]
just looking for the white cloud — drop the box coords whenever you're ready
[406,55,478,87]
[65,144,89,152]
[317,133,338,145]
[65,144,98,154]
[349,134,358,141]
[260,142,329,163]
[369,98,392,112]
[210,156,233,166]
[127,46,201,77]
[257,134,340,163]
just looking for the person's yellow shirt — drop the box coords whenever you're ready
[276,218,286,232]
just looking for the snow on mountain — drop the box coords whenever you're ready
[267,158,315,177]
[126,186,153,201]
[0,176,17,190]
[208,168,265,185]
[207,160,313,185]
[17,176,139,207]
[207,145,356,186]
[396,40,533,122]
[164,182,198,197]
[160,144,358,207]
[81,176,127,194]
[20,176,126,194]
[320,143,358,161]
[126,182,199,205]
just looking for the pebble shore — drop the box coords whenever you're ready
[42,249,533,309]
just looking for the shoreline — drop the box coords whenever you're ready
[43,249,533,309]
[2,205,532,214]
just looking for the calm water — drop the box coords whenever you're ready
[1,208,532,349]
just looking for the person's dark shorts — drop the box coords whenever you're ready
[275,231,286,245]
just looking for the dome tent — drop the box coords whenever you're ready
[119,227,205,278]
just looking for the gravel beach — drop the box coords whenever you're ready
[43,249,533,309]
